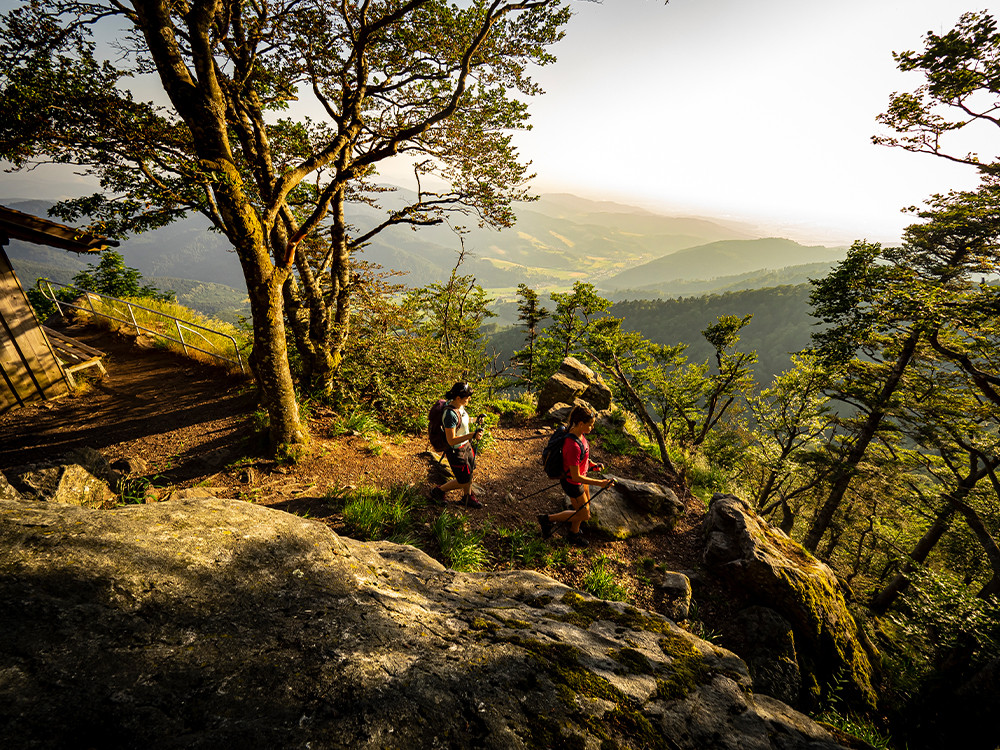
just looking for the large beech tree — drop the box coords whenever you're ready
[0,0,569,450]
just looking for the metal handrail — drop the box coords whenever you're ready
[39,280,247,374]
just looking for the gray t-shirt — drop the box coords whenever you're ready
[443,404,470,439]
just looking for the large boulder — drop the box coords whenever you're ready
[7,461,115,507]
[725,606,802,707]
[0,496,856,749]
[585,474,685,539]
[537,357,612,416]
[0,471,23,502]
[701,494,878,712]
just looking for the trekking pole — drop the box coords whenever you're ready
[552,478,617,532]
[506,481,561,503]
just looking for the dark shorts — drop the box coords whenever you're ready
[446,444,476,484]
[560,477,584,499]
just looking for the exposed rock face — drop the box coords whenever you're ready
[586,474,684,539]
[7,461,115,507]
[657,572,693,622]
[0,471,22,502]
[0,496,854,749]
[726,606,802,707]
[537,357,612,416]
[701,494,878,712]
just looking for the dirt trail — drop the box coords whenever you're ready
[1,320,716,619]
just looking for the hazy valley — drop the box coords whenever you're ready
[5,191,845,379]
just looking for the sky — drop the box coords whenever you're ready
[495,0,992,244]
[1,0,994,246]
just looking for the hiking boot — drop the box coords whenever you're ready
[463,492,483,509]
[537,513,554,539]
[430,487,446,505]
[567,531,589,548]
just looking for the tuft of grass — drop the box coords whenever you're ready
[431,511,490,571]
[545,544,572,569]
[814,711,893,750]
[581,556,629,602]
[339,484,417,542]
[497,525,548,567]
[117,474,150,505]
[331,408,385,438]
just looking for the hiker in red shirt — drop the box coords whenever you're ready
[538,405,612,547]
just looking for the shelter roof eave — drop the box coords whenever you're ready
[0,205,119,254]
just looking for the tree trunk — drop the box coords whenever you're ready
[869,503,956,615]
[246,263,304,450]
[604,354,677,475]
[803,327,922,551]
[949,493,1000,600]
[327,190,352,377]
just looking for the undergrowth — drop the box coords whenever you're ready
[337,484,418,543]
[431,511,490,571]
[581,555,629,601]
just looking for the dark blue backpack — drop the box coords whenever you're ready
[541,425,585,479]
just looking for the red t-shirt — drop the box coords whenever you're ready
[562,434,590,485]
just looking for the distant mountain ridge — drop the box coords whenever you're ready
[3,192,846,320]
[601,238,847,292]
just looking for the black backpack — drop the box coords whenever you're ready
[541,425,585,479]
[428,399,455,452]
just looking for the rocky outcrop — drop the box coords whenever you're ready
[702,494,878,712]
[585,474,685,539]
[726,606,802,706]
[3,449,154,506]
[0,496,855,749]
[6,459,115,507]
[537,357,612,418]
[657,571,693,622]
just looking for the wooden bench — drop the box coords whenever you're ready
[42,326,108,388]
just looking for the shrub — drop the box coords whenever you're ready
[484,398,535,424]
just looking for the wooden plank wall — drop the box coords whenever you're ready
[0,246,68,411]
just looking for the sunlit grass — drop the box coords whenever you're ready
[331,408,385,438]
[581,555,629,602]
[77,294,249,373]
[496,525,548,567]
[431,511,489,571]
[339,484,418,543]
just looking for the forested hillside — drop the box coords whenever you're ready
[601,261,839,300]
[488,284,816,383]
[4,194,830,305]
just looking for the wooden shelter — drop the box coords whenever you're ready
[0,205,117,412]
